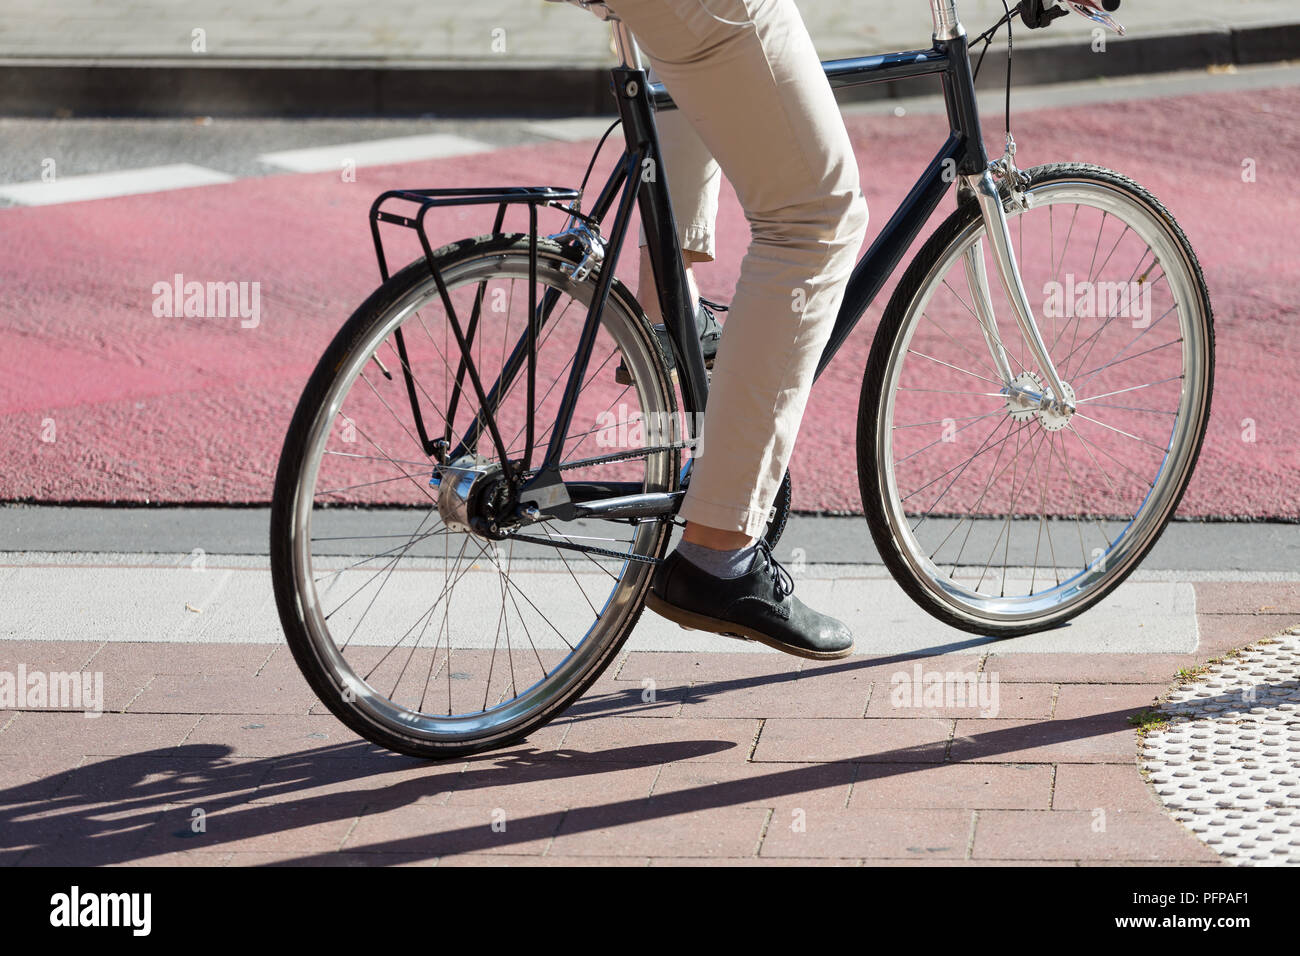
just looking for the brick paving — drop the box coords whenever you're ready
[1,581,1293,866]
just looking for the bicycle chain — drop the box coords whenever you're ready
[536,443,690,475]
[507,443,692,565]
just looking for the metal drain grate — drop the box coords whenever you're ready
[1141,627,1300,866]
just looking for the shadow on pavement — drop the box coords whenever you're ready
[4,666,1258,866]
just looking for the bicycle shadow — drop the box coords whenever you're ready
[5,669,1266,866]
[562,639,998,720]
[0,739,732,866]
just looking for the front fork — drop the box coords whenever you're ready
[959,158,1075,418]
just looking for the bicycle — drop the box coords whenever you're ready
[270,0,1214,758]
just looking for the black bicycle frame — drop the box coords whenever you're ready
[368,32,994,521]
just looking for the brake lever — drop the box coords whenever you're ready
[1064,0,1126,35]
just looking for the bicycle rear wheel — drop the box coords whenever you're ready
[859,164,1214,636]
[271,234,680,757]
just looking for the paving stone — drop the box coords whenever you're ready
[0,752,84,801]
[1196,614,1300,658]
[566,676,690,720]
[971,809,1221,862]
[649,760,855,812]
[981,653,1195,684]
[90,670,155,711]
[343,804,564,856]
[949,717,1137,764]
[614,651,800,685]
[223,850,433,866]
[557,717,761,763]
[849,763,1053,810]
[5,800,167,863]
[47,753,272,808]
[84,641,274,677]
[183,714,387,759]
[1053,683,1167,720]
[134,802,360,856]
[551,806,769,858]
[0,640,102,672]
[0,711,198,756]
[113,850,233,867]
[444,759,659,811]
[684,668,872,719]
[760,809,972,860]
[128,672,317,714]
[439,854,648,867]
[752,717,951,763]
[253,755,459,809]
[647,856,859,866]
[866,680,1051,720]
[1052,763,1162,811]
[1194,582,1300,615]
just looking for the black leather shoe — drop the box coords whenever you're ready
[616,299,724,385]
[645,540,854,660]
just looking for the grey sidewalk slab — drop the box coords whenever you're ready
[0,551,1200,653]
[3,1,1299,116]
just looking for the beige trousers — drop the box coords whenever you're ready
[608,0,869,537]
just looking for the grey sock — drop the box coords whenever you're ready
[675,540,757,579]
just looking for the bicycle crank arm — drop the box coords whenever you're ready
[964,169,1075,415]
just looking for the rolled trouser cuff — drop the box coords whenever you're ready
[678,491,772,540]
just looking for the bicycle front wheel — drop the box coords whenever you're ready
[859,164,1214,636]
[271,235,679,757]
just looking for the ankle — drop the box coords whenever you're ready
[681,523,754,551]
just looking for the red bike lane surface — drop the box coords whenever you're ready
[1,86,1295,515]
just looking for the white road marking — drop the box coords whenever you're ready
[0,163,235,206]
[0,555,1201,653]
[521,117,620,142]
[258,133,494,172]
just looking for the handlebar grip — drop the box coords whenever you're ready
[1103,0,1120,10]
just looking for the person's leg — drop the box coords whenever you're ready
[614,0,867,534]
[604,0,868,658]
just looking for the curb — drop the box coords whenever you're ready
[1,21,1297,118]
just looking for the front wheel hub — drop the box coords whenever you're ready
[1036,380,1076,432]
[1004,371,1076,431]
